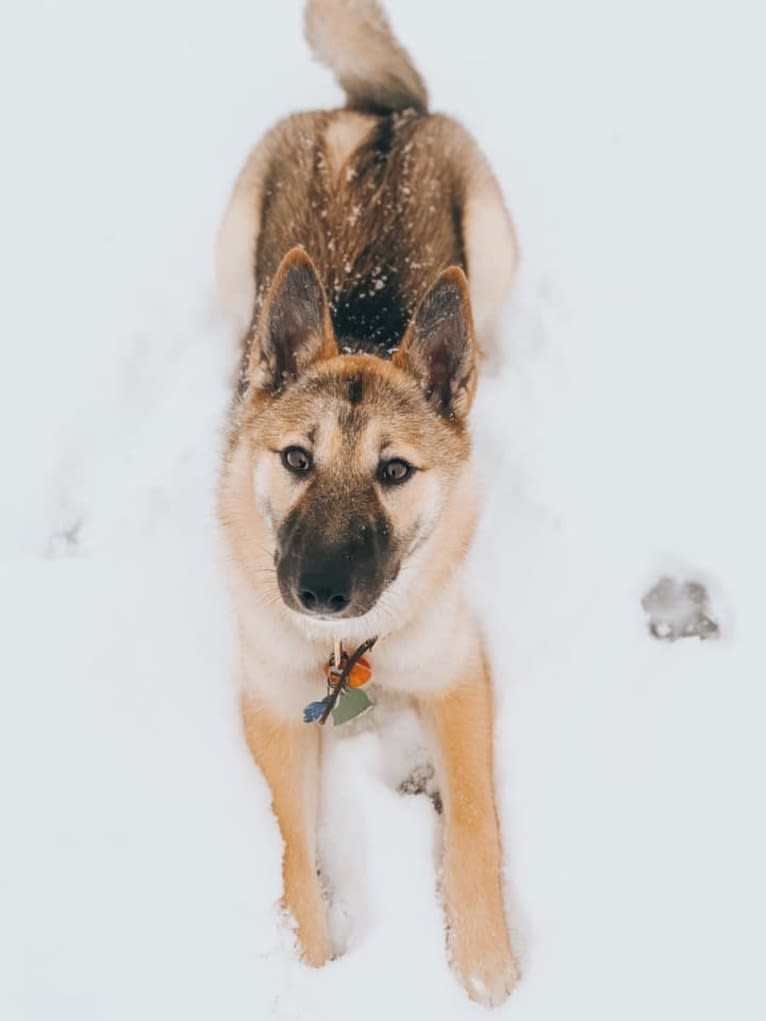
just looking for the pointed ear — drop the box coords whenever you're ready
[249,247,336,393]
[394,267,477,421]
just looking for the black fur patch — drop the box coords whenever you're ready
[333,281,408,357]
[346,375,364,404]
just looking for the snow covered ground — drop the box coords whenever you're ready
[2,1,765,1017]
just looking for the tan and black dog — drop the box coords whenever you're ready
[217,0,518,1005]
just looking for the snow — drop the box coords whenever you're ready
[2,0,766,1018]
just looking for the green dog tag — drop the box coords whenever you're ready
[331,686,373,726]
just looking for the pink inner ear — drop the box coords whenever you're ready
[429,344,453,385]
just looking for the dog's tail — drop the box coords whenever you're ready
[304,0,428,115]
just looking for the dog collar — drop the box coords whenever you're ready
[303,637,377,726]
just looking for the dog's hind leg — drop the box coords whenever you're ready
[241,693,329,967]
[461,144,518,351]
[216,143,269,337]
[419,649,518,1006]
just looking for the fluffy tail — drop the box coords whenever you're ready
[304,0,428,114]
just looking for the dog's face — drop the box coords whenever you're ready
[224,248,478,631]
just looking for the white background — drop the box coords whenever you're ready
[1,1,765,1018]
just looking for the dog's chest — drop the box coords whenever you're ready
[237,571,475,721]
[241,616,472,722]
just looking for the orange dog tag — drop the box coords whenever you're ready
[325,655,372,688]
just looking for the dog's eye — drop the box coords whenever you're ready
[281,446,313,474]
[378,458,412,486]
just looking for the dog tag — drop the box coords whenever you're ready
[303,696,332,724]
[325,655,372,689]
[330,686,373,726]
[303,638,377,726]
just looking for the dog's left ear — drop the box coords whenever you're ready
[394,267,477,422]
[249,247,336,394]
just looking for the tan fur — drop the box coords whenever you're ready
[215,142,267,334]
[323,111,375,180]
[217,1,518,1006]
[462,170,518,343]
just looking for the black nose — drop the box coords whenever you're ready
[298,571,351,615]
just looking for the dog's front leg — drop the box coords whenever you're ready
[421,655,518,1006]
[241,692,329,967]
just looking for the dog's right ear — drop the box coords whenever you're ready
[394,267,477,422]
[248,247,336,394]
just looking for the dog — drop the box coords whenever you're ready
[216,0,518,1006]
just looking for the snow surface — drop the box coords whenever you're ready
[2,1,766,1018]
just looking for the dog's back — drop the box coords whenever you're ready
[217,0,517,357]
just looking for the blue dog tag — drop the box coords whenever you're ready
[303,697,331,724]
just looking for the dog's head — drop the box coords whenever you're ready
[222,247,479,634]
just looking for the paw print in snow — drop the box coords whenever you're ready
[642,576,720,641]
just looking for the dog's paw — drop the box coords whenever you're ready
[453,944,520,1008]
[447,902,519,1008]
[281,895,331,969]
[298,929,331,969]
